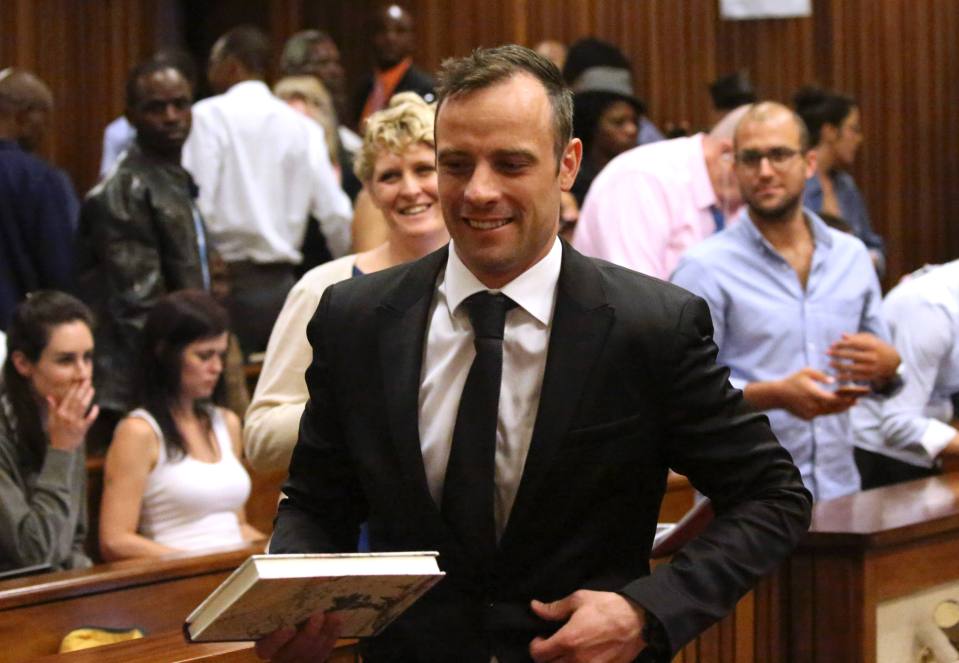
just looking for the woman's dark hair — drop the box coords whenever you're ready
[573,91,640,158]
[2,291,95,467]
[793,86,857,146]
[135,290,228,460]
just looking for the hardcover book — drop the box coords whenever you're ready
[184,552,444,642]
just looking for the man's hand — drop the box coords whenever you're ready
[939,434,959,459]
[528,590,646,663]
[828,332,900,384]
[774,368,858,420]
[253,612,341,663]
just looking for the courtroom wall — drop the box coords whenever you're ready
[3,0,957,283]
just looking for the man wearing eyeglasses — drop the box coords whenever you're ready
[672,102,901,501]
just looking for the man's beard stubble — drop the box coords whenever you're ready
[746,190,804,223]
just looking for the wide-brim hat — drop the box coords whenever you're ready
[570,66,647,115]
[709,70,756,110]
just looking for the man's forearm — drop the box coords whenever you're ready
[939,433,959,458]
[742,381,782,410]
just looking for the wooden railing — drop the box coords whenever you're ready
[0,542,264,660]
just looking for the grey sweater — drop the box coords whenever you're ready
[0,384,91,574]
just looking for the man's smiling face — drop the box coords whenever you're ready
[435,72,580,288]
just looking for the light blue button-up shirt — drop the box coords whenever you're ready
[805,171,886,275]
[671,209,888,501]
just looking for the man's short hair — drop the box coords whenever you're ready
[152,49,198,89]
[125,61,189,109]
[215,25,271,76]
[733,101,811,152]
[280,30,334,76]
[436,44,573,163]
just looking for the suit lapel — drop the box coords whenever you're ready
[376,246,448,517]
[499,243,614,550]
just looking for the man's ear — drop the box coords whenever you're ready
[224,55,248,85]
[13,108,31,138]
[10,351,33,380]
[804,147,818,179]
[558,137,582,191]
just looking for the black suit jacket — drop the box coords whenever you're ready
[271,242,811,662]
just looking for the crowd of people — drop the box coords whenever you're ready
[0,4,956,660]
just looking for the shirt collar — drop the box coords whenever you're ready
[377,57,413,80]
[225,79,271,97]
[735,206,835,253]
[444,237,562,326]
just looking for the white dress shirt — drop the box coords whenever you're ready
[182,80,352,264]
[852,260,959,467]
[419,239,561,538]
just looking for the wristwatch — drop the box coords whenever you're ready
[873,362,906,398]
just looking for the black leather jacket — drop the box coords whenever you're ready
[75,143,208,413]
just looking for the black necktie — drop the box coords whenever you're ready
[442,291,516,557]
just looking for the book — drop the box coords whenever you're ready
[184,552,444,642]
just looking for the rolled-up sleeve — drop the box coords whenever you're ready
[877,300,956,461]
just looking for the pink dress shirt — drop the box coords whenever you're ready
[573,133,730,280]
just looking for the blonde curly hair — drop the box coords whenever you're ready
[353,92,436,182]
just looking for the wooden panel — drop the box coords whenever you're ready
[0,542,260,609]
[779,475,959,662]
[30,630,359,662]
[2,0,163,196]
[7,0,957,281]
[0,543,262,660]
[802,473,959,548]
[869,532,959,602]
[812,551,870,662]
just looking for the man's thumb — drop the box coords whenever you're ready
[531,596,574,622]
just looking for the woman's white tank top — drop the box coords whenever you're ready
[130,407,250,551]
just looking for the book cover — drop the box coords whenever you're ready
[185,552,444,642]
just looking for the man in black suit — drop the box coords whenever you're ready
[259,45,811,663]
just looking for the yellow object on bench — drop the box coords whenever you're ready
[58,626,144,652]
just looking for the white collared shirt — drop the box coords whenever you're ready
[851,260,959,467]
[418,238,561,539]
[182,80,352,264]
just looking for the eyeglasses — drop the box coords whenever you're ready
[735,147,802,170]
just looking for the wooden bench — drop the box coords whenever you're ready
[27,630,359,662]
[0,542,265,660]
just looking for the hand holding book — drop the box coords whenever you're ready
[253,611,342,663]
[185,552,443,647]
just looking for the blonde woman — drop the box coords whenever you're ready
[245,92,448,474]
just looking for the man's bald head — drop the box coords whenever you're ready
[0,69,53,116]
[734,101,810,152]
[0,68,54,151]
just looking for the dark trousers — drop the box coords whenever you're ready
[854,446,939,490]
[226,261,295,358]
